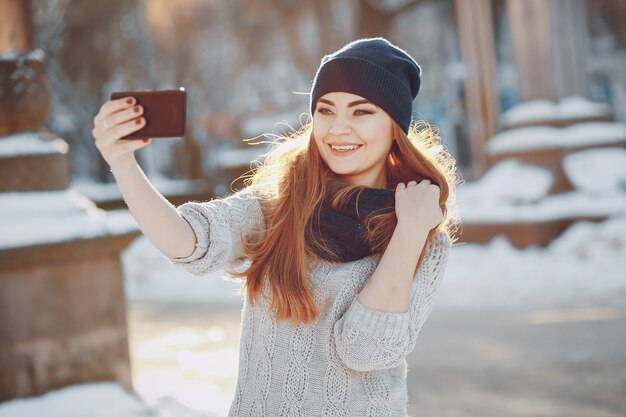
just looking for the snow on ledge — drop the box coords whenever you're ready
[0,190,139,250]
[0,382,152,417]
[457,159,554,205]
[562,147,626,194]
[500,96,611,127]
[486,122,626,154]
[459,190,626,224]
[70,177,211,203]
[0,132,68,157]
[457,158,626,224]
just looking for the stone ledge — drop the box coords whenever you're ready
[0,232,140,269]
[458,215,607,248]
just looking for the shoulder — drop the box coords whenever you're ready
[208,185,263,209]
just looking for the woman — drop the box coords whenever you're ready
[92,37,459,416]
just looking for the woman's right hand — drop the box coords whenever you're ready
[92,96,152,170]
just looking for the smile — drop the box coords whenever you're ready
[328,144,363,154]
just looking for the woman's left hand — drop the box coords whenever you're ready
[395,179,443,232]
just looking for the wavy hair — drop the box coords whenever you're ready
[227,118,461,325]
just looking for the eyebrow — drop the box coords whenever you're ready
[317,98,376,108]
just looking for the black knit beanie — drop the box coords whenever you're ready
[309,37,422,134]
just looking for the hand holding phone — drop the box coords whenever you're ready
[109,88,186,140]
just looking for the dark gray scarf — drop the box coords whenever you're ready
[306,187,396,262]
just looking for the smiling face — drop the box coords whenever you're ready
[312,92,395,188]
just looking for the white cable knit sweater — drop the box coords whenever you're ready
[167,186,451,417]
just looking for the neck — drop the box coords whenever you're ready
[343,170,388,189]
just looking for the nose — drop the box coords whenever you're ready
[328,114,352,135]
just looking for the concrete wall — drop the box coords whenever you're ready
[0,234,137,400]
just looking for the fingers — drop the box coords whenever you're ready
[95,117,146,148]
[122,138,152,150]
[95,96,136,125]
[113,137,152,155]
[93,97,143,135]
[396,179,430,190]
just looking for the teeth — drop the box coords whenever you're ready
[331,144,360,151]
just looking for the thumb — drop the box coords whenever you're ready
[122,138,151,153]
[136,138,152,148]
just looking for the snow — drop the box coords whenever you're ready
[459,188,626,223]
[486,122,626,154]
[562,147,626,193]
[500,96,611,127]
[0,190,138,249]
[457,159,554,204]
[0,132,69,157]
[70,177,211,203]
[0,48,45,63]
[457,158,626,223]
[121,235,244,304]
[439,213,626,309]
[0,382,153,417]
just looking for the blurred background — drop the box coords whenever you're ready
[0,0,625,416]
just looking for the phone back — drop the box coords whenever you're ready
[110,88,186,139]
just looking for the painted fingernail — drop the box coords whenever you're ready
[142,138,149,143]
[136,118,143,124]
[126,98,134,105]
[133,106,141,113]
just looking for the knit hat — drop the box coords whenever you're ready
[309,37,422,133]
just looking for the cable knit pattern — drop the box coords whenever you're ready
[230,296,254,416]
[279,320,315,416]
[167,186,451,416]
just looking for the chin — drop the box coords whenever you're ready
[327,165,358,176]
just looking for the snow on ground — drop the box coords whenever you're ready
[440,213,626,309]
[486,122,626,154]
[0,382,155,417]
[122,235,244,304]
[500,96,611,127]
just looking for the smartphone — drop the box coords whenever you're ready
[110,88,186,139]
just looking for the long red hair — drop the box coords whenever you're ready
[227,118,461,325]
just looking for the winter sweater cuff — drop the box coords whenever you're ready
[169,205,210,263]
[343,298,411,341]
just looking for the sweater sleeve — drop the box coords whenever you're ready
[332,229,451,372]
[166,186,265,276]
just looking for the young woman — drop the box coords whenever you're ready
[92,37,459,416]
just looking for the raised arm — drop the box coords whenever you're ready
[332,179,450,372]
[92,96,196,259]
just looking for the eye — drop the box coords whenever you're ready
[354,109,373,116]
[316,107,333,115]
